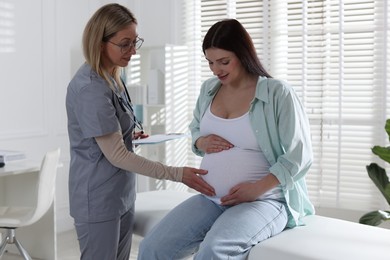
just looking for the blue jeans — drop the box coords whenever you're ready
[138,194,288,260]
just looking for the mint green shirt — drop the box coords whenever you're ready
[189,76,315,228]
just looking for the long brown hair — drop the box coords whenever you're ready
[202,19,272,78]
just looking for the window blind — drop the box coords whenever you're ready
[183,0,390,212]
[125,53,141,85]
[0,2,15,53]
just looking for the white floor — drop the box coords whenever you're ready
[1,229,142,260]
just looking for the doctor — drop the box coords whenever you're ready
[65,3,215,260]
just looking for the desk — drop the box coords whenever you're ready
[0,161,57,260]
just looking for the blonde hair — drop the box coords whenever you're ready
[82,3,137,90]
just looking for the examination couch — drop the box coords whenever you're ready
[134,190,390,260]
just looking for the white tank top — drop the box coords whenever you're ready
[200,104,283,204]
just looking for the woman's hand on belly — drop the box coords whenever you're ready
[219,181,263,206]
[195,134,234,154]
[220,174,280,206]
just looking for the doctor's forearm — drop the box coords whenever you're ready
[95,131,183,181]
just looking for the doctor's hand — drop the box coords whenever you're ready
[195,134,234,154]
[133,131,149,140]
[182,167,216,196]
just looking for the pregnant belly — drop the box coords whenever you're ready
[200,147,269,202]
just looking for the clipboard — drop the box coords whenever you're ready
[133,133,188,145]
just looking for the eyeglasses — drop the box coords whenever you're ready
[108,36,144,53]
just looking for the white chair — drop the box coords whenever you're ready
[0,148,60,260]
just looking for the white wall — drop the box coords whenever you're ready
[0,0,183,233]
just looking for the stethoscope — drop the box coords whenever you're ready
[112,79,144,134]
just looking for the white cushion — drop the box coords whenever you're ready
[134,190,195,236]
[248,214,390,260]
[134,191,390,260]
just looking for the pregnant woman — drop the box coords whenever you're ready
[138,19,314,260]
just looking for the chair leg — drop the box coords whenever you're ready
[0,229,32,260]
[14,236,32,260]
[0,231,9,258]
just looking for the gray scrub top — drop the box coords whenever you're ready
[66,63,136,222]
